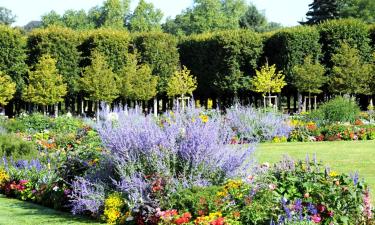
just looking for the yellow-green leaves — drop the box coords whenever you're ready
[80,51,119,104]
[23,54,67,106]
[292,55,326,94]
[119,53,158,101]
[0,71,16,106]
[250,63,286,96]
[167,66,197,98]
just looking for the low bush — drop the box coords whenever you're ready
[0,134,38,160]
[308,96,360,125]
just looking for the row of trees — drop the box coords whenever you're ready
[0,18,375,116]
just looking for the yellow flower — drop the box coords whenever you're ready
[199,114,209,123]
[329,171,339,177]
[104,193,125,224]
[217,191,227,198]
[0,168,9,185]
[104,208,121,225]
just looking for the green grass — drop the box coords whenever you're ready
[257,140,375,200]
[0,195,102,225]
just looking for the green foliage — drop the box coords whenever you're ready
[339,0,375,23]
[179,29,263,97]
[292,55,326,94]
[27,26,81,95]
[239,4,282,33]
[119,53,158,101]
[80,51,119,104]
[0,25,28,97]
[162,0,247,35]
[100,0,129,29]
[0,7,16,25]
[310,96,361,124]
[167,66,197,98]
[0,71,16,106]
[330,42,372,95]
[264,26,322,84]
[301,0,341,25]
[0,134,38,160]
[128,0,163,32]
[23,54,67,107]
[318,19,372,67]
[132,32,179,94]
[80,28,130,73]
[249,63,286,96]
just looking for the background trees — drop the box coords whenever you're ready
[127,0,163,32]
[0,7,16,25]
[167,66,197,99]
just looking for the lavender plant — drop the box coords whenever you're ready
[70,105,256,217]
[225,106,292,142]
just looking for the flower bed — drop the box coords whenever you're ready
[0,107,374,224]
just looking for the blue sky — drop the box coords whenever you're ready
[0,0,311,27]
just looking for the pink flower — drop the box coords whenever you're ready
[268,184,276,191]
[317,204,326,213]
[311,214,321,223]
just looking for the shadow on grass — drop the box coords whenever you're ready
[0,195,102,224]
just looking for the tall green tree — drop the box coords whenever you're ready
[301,0,341,25]
[163,0,247,35]
[41,11,64,27]
[119,53,158,101]
[100,0,130,29]
[0,72,16,107]
[80,51,119,120]
[292,55,326,110]
[339,0,375,23]
[330,42,372,95]
[0,7,16,25]
[62,10,95,30]
[23,54,67,115]
[239,4,267,30]
[128,0,163,32]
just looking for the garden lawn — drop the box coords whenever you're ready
[257,140,375,201]
[0,195,102,225]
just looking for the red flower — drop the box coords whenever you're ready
[210,217,225,225]
[328,211,334,217]
[317,204,326,213]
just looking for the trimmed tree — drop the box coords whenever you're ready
[292,55,326,111]
[167,66,197,109]
[80,51,119,120]
[249,63,286,107]
[330,42,372,95]
[0,71,16,109]
[23,54,67,116]
[119,53,158,102]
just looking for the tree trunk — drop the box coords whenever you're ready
[54,103,58,117]
[308,92,312,112]
[298,92,303,113]
[96,101,100,121]
[153,97,158,117]
[43,105,47,116]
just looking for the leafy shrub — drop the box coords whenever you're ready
[0,134,38,160]
[309,96,360,125]
[4,113,50,133]
[51,115,83,133]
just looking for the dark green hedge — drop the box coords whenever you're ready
[179,29,263,97]
[318,19,372,66]
[132,32,179,94]
[263,26,322,84]
[27,26,81,95]
[79,28,131,73]
[0,25,28,96]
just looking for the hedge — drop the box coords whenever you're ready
[132,32,179,94]
[179,29,263,98]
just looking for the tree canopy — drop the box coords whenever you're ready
[23,54,67,106]
[0,7,16,25]
[128,0,163,32]
[301,0,341,25]
[0,72,16,106]
[249,63,286,96]
[167,66,197,98]
[79,51,119,104]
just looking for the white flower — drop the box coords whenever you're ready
[107,112,119,122]
[66,112,72,118]
[53,186,59,191]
